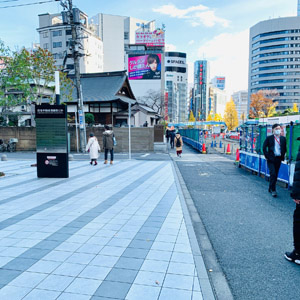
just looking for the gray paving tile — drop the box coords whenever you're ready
[159,287,192,300]
[65,278,101,295]
[94,281,131,298]
[22,288,61,300]
[163,273,194,291]
[57,293,91,300]
[52,262,86,276]
[192,291,204,300]
[90,254,119,268]
[146,250,172,262]
[8,271,47,288]
[42,250,73,262]
[122,248,148,259]
[140,260,169,273]
[128,240,152,250]
[79,265,111,280]
[0,285,31,300]
[114,257,144,270]
[105,268,138,283]
[133,270,165,287]
[65,253,96,265]
[2,257,38,271]
[167,262,195,276]
[134,232,157,241]
[171,252,195,264]
[99,246,126,257]
[36,274,74,291]
[125,284,160,300]
[27,260,61,274]
[76,244,104,254]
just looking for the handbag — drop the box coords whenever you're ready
[113,136,117,146]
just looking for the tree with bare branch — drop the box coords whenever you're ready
[138,89,164,117]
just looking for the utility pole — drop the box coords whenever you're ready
[60,0,86,152]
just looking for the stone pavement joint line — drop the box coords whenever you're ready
[93,183,177,299]
[0,161,145,229]
[0,162,166,287]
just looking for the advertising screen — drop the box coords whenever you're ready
[128,54,161,80]
[135,29,165,47]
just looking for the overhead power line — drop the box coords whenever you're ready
[0,0,57,9]
[0,0,19,3]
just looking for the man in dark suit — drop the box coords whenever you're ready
[263,123,287,197]
[284,137,300,264]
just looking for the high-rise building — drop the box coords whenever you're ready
[165,52,188,123]
[90,13,154,72]
[193,60,209,120]
[211,76,225,90]
[209,86,227,116]
[249,16,300,111]
[232,90,248,123]
[298,0,300,16]
[37,12,103,73]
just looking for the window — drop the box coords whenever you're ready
[124,32,129,39]
[66,64,74,70]
[53,42,62,48]
[52,30,62,37]
[43,43,48,50]
[42,31,48,38]
[90,104,100,112]
[66,29,72,35]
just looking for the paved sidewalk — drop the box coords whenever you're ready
[0,159,214,299]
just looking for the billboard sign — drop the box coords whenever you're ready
[128,54,161,80]
[135,29,165,47]
[165,57,186,68]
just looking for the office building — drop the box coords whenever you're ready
[249,16,300,111]
[37,11,103,73]
[211,76,225,90]
[232,90,248,123]
[90,13,155,72]
[193,60,210,120]
[165,52,188,123]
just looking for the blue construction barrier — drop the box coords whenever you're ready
[182,136,203,153]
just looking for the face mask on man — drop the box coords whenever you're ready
[274,129,281,135]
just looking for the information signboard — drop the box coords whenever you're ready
[35,105,69,178]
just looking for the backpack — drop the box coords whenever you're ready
[176,138,181,147]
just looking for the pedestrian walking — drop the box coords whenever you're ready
[166,127,170,144]
[263,124,287,197]
[103,125,114,165]
[284,136,300,265]
[169,127,175,149]
[175,132,183,157]
[86,133,100,166]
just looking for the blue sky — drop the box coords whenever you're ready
[0,0,297,95]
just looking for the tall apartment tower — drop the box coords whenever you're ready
[249,16,300,111]
[193,60,210,120]
[298,0,300,16]
[90,14,155,72]
[37,11,103,73]
[165,52,188,123]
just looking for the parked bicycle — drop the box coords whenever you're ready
[0,138,18,152]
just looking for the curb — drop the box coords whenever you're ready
[170,154,234,300]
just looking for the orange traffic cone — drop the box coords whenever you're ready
[226,144,231,154]
[235,148,240,162]
[202,143,206,154]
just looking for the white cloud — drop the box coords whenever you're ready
[197,30,249,96]
[165,43,177,51]
[153,4,229,28]
[188,40,195,45]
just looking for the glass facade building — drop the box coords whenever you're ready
[193,60,209,120]
[249,16,300,111]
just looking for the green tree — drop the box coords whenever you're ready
[224,98,239,131]
[85,113,95,125]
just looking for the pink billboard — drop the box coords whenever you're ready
[135,29,165,47]
[128,54,161,80]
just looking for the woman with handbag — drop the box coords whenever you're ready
[86,133,100,166]
[103,125,115,165]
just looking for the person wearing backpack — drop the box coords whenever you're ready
[103,125,115,165]
[175,132,183,157]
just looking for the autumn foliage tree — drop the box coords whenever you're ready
[188,110,195,122]
[224,98,239,131]
[249,90,278,118]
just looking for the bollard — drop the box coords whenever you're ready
[1,154,7,161]
[214,141,217,147]
[219,141,223,148]
[68,154,74,161]
[211,141,214,148]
